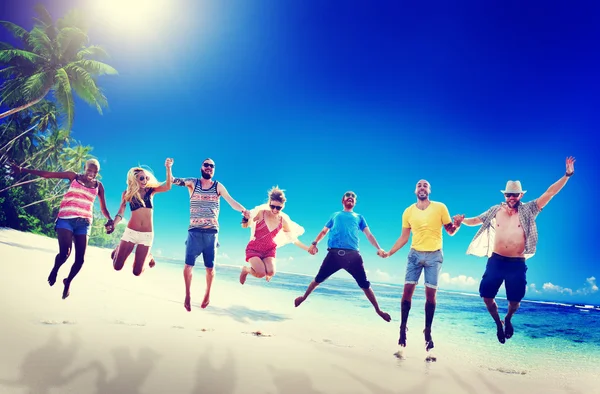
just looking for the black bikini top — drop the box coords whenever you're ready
[130,189,154,211]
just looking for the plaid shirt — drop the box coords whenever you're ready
[466,199,541,259]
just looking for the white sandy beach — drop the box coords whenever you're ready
[0,228,595,394]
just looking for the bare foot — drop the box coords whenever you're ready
[48,267,58,286]
[239,267,249,285]
[294,296,305,307]
[423,327,434,351]
[149,259,155,268]
[377,310,391,322]
[201,293,210,309]
[111,249,116,260]
[398,326,408,347]
[496,321,506,344]
[184,295,191,312]
[265,275,272,282]
[62,279,71,299]
[504,318,514,339]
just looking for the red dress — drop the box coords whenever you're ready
[245,213,283,261]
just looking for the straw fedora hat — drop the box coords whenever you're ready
[501,180,526,194]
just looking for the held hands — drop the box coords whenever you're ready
[452,214,465,227]
[377,249,389,258]
[165,158,174,168]
[105,220,115,235]
[565,156,575,176]
[308,244,318,255]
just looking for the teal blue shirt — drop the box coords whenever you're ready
[325,211,368,251]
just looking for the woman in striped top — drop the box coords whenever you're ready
[10,159,113,299]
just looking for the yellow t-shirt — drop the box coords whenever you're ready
[402,201,452,252]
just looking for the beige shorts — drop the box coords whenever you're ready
[121,227,154,247]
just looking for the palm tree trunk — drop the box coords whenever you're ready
[0,177,44,193]
[21,193,62,208]
[0,122,40,167]
[0,87,50,120]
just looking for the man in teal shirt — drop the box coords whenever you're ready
[294,191,391,322]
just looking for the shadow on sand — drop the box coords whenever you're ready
[0,330,87,394]
[190,345,236,394]
[205,304,290,324]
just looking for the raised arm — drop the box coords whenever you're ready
[217,183,248,216]
[113,191,128,227]
[387,227,411,257]
[10,162,76,181]
[153,158,174,193]
[536,156,575,210]
[97,182,114,234]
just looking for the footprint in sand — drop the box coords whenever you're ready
[393,350,406,360]
[243,330,272,337]
[197,328,214,332]
[114,320,146,327]
[40,320,76,325]
[322,338,351,348]
[425,355,437,363]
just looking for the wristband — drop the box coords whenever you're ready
[565,171,573,177]
[311,241,317,246]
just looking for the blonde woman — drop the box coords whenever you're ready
[240,186,308,284]
[111,158,173,275]
[9,159,113,299]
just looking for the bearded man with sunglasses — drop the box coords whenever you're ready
[294,191,392,323]
[172,158,249,311]
[454,157,575,344]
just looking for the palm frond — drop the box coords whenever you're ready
[57,9,88,32]
[0,77,27,106]
[53,67,74,130]
[0,65,19,79]
[22,71,54,102]
[0,41,14,50]
[72,59,118,76]
[57,27,88,61]
[33,4,54,27]
[76,45,109,60]
[64,64,107,113]
[0,21,30,46]
[27,26,53,59]
[0,49,45,63]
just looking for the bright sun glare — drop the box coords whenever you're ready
[87,0,174,37]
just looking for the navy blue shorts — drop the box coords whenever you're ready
[185,229,219,268]
[315,249,370,289]
[479,253,528,302]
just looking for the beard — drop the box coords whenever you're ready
[507,200,521,209]
[201,170,212,180]
[344,201,354,209]
[417,193,428,201]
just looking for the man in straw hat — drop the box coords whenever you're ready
[453,157,575,344]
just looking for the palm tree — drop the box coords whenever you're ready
[0,5,118,130]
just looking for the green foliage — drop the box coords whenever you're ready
[0,4,118,129]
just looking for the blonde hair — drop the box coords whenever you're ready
[124,167,161,207]
[268,186,286,204]
[85,159,100,171]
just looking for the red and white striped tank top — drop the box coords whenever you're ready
[57,178,99,221]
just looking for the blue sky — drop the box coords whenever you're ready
[2,0,599,303]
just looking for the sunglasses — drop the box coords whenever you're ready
[344,192,356,199]
[270,204,283,211]
[203,163,215,168]
[138,176,147,181]
[504,193,520,198]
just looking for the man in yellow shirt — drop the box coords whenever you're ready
[387,179,461,352]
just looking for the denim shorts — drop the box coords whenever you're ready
[184,229,219,268]
[404,249,443,289]
[55,217,91,236]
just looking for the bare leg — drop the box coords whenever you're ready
[424,286,437,351]
[504,301,520,339]
[294,280,320,307]
[184,264,193,312]
[63,234,88,299]
[240,257,266,284]
[49,229,73,286]
[263,257,276,282]
[132,245,151,276]
[483,297,505,344]
[399,283,416,347]
[361,287,391,322]
[201,268,215,308]
[113,240,135,271]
